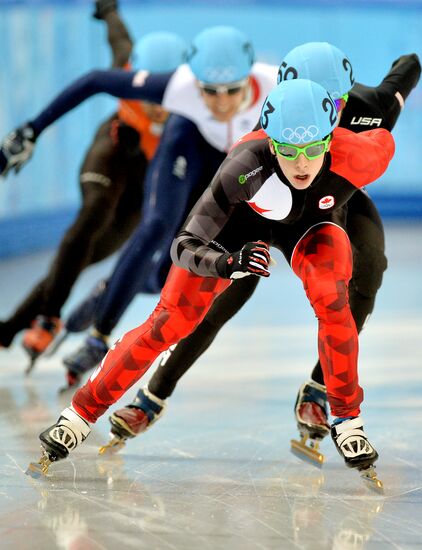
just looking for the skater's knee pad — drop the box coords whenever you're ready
[351,244,387,298]
[305,277,349,324]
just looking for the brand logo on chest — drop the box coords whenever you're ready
[319,195,335,210]
[238,166,263,184]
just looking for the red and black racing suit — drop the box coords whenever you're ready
[70,125,394,421]
[134,53,421,399]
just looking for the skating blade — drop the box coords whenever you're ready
[290,435,325,467]
[25,453,52,478]
[25,462,47,479]
[360,466,384,494]
[98,436,126,455]
[24,357,37,376]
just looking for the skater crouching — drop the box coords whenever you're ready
[64,44,419,467]
[29,78,394,490]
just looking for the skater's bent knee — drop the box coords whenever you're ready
[149,308,199,346]
[306,279,350,323]
[313,295,349,324]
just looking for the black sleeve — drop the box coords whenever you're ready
[375,53,421,130]
[102,10,133,68]
[382,54,421,102]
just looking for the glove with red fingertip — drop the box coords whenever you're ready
[216,240,272,279]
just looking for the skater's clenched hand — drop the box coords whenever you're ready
[216,240,272,279]
[0,124,36,178]
[92,0,118,19]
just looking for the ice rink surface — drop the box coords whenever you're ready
[0,222,421,549]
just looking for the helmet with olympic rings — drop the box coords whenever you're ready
[131,32,188,73]
[187,26,254,84]
[277,42,354,99]
[260,79,338,144]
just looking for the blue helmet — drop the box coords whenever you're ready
[277,42,354,99]
[131,32,188,73]
[188,26,254,84]
[260,79,338,144]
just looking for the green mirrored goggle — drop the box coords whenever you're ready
[272,134,332,161]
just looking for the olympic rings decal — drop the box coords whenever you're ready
[203,66,239,82]
[281,126,319,143]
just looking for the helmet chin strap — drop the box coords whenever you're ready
[236,80,253,114]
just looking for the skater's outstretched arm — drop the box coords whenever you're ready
[0,69,172,177]
[31,70,170,137]
[377,53,421,129]
[95,0,133,68]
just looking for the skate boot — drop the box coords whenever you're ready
[45,280,108,358]
[60,334,109,393]
[22,316,62,374]
[290,380,330,466]
[99,386,166,455]
[0,321,15,349]
[26,406,91,478]
[331,416,383,492]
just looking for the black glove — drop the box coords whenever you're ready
[0,124,36,178]
[92,0,118,19]
[216,241,271,279]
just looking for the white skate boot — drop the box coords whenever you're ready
[26,406,91,477]
[331,416,383,492]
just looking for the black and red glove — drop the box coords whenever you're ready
[216,241,271,279]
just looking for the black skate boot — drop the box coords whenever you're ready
[0,320,16,348]
[99,387,166,455]
[290,380,330,466]
[331,416,383,492]
[60,334,109,393]
[26,406,91,477]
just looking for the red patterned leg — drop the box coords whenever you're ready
[291,223,363,418]
[72,265,231,422]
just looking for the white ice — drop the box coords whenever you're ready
[0,222,421,549]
